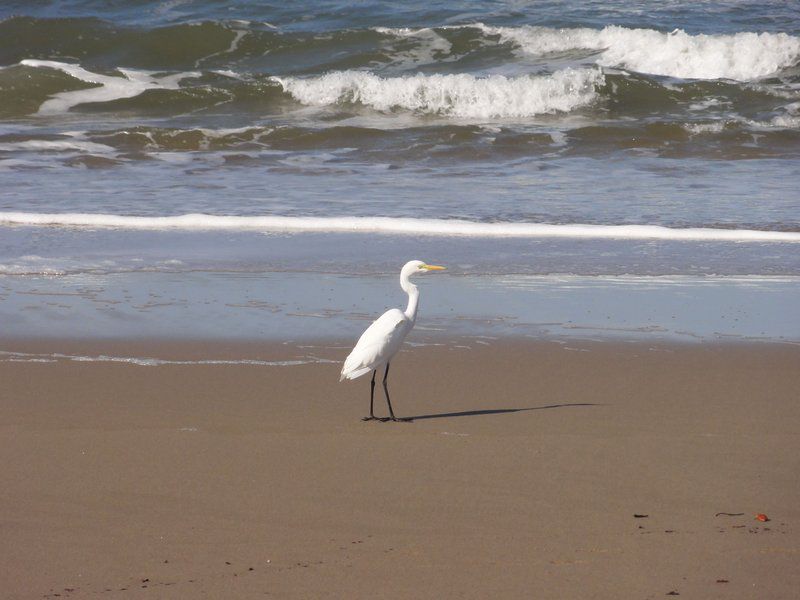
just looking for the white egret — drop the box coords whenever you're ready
[340,260,445,421]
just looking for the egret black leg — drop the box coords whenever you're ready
[382,363,396,420]
[382,363,412,422]
[362,370,378,421]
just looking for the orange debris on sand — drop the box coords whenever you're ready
[755,513,770,522]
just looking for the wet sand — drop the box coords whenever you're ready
[1,339,799,599]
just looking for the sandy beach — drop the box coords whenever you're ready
[2,338,798,599]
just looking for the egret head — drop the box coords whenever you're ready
[403,260,446,277]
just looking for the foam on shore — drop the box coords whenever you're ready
[0,350,336,367]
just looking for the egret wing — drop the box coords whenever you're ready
[340,308,408,380]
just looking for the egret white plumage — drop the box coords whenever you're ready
[340,260,445,421]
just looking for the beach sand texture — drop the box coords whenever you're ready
[2,340,798,599]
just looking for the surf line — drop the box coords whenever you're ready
[1,212,799,242]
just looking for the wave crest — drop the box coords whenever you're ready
[271,68,604,118]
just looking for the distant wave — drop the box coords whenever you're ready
[2,212,798,242]
[473,24,800,80]
[271,68,604,118]
[5,20,799,85]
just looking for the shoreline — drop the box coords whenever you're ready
[1,334,798,365]
[2,339,798,598]
[3,271,798,344]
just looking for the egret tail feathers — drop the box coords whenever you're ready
[339,365,372,381]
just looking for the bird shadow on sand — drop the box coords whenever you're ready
[405,403,599,422]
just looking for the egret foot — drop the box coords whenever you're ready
[361,416,379,422]
[390,416,414,423]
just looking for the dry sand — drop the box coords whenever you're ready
[1,339,799,599]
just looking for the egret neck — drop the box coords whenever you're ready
[400,267,420,323]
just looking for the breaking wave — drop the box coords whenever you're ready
[475,24,800,80]
[271,68,604,118]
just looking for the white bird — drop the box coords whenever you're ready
[340,260,445,422]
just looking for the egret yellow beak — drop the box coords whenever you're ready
[422,264,446,271]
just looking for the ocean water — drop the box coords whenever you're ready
[0,1,798,344]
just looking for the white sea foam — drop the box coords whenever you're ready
[1,212,798,242]
[766,114,800,128]
[373,26,454,68]
[0,254,187,275]
[0,158,57,171]
[271,68,604,118]
[751,102,800,128]
[0,350,335,367]
[0,139,115,153]
[474,24,800,80]
[195,28,248,68]
[740,113,800,130]
[19,60,201,114]
[685,104,800,132]
[683,121,727,134]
